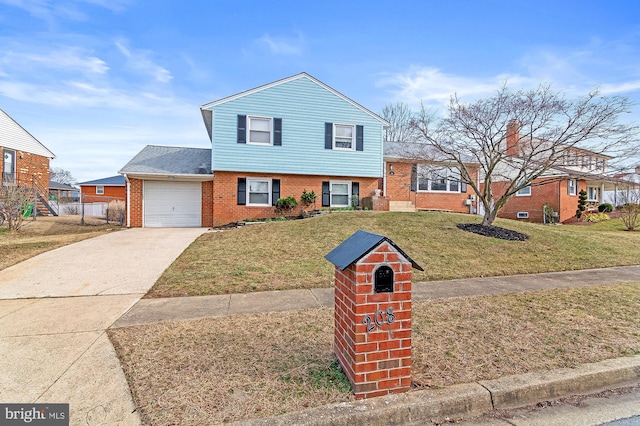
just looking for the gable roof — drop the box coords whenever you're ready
[325,230,423,271]
[200,72,389,126]
[0,109,55,158]
[78,175,126,186]
[119,145,212,176]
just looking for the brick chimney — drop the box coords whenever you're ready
[506,120,520,156]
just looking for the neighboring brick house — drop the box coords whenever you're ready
[489,121,617,223]
[1,109,56,215]
[121,73,388,227]
[382,141,480,214]
[78,175,126,203]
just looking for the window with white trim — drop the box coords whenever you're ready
[567,179,576,196]
[2,149,16,185]
[587,186,599,202]
[96,185,104,195]
[516,185,531,196]
[517,212,529,219]
[330,180,351,207]
[417,166,462,192]
[333,124,355,150]
[247,116,273,145]
[247,178,271,206]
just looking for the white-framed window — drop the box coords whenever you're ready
[333,124,355,150]
[417,166,461,192]
[330,180,351,207]
[587,186,599,202]
[516,185,531,196]
[567,179,577,196]
[96,185,104,195]
[2,149,16,185]
[517,212,529,219]
[247,178,271,206]
[247,116,273,145]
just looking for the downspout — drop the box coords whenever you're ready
[124,174,131,228]
[383,161,388,198]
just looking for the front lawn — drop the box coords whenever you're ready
[148,211,640,297]
[109,283,640,425]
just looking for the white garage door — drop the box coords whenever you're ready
[144,181,202,227]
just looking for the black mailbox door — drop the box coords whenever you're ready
[374,265,394,293]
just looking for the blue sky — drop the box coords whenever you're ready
[1,0,639,182]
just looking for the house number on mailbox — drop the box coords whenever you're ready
[362,307,396,333]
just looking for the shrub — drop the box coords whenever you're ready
[598,203,614,213]
[106,200,125,223]
[576,189,587,219]
[300,189,317,208]
[275,196,298,215]
[585,212,610,223]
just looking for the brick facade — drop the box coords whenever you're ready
[384,161,478,213]
[1,148,50,189]
[333,242,412,399]
[493,178,584,223]
[211,171,379,226]
[127,178,143,227]
[80,185,126,203]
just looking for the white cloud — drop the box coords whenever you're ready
[257,33,305,56]
[0,0,128,22]
[376,66,533,109]
[115,39,173,83]
[1,47,108,74]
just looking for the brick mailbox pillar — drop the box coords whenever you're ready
[325,230,423,399]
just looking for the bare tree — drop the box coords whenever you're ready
[50,167,77,185]
[408,84,638,226]
[618,184,640,231]
[381,102,417,142]
[0,186,33,231]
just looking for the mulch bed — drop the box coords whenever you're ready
[456,223,529,241]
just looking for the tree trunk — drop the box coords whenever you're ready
[481,208,498,226]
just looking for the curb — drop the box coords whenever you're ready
[232,356,640,425]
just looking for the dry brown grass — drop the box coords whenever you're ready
[149,211,640,298]
[0,215,121,270]
[108,283,640,425]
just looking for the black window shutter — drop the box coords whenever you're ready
[322,181,330,206]
[271,179,280,206]
[410,164,417,192]
[273,118,282,146]
[325,123,333,149]
[461,181,467,193]
[355,125,364,151]
[237,115,246,144]
[237,178,246,205]
[352,182,360,206]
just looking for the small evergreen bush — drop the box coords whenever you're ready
[598,203,613,213]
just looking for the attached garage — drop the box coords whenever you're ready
[143,181,202,227]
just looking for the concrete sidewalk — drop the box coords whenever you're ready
[0,228,207,426]
[113,264,640,328]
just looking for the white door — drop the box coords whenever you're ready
[144,181,202,227]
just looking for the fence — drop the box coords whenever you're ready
[57,194,126,226]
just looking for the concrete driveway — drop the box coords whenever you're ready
[0,228,207,425]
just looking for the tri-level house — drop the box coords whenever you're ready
[1,109,56,216]
[491,121,616,223]
[120,73,389,227]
